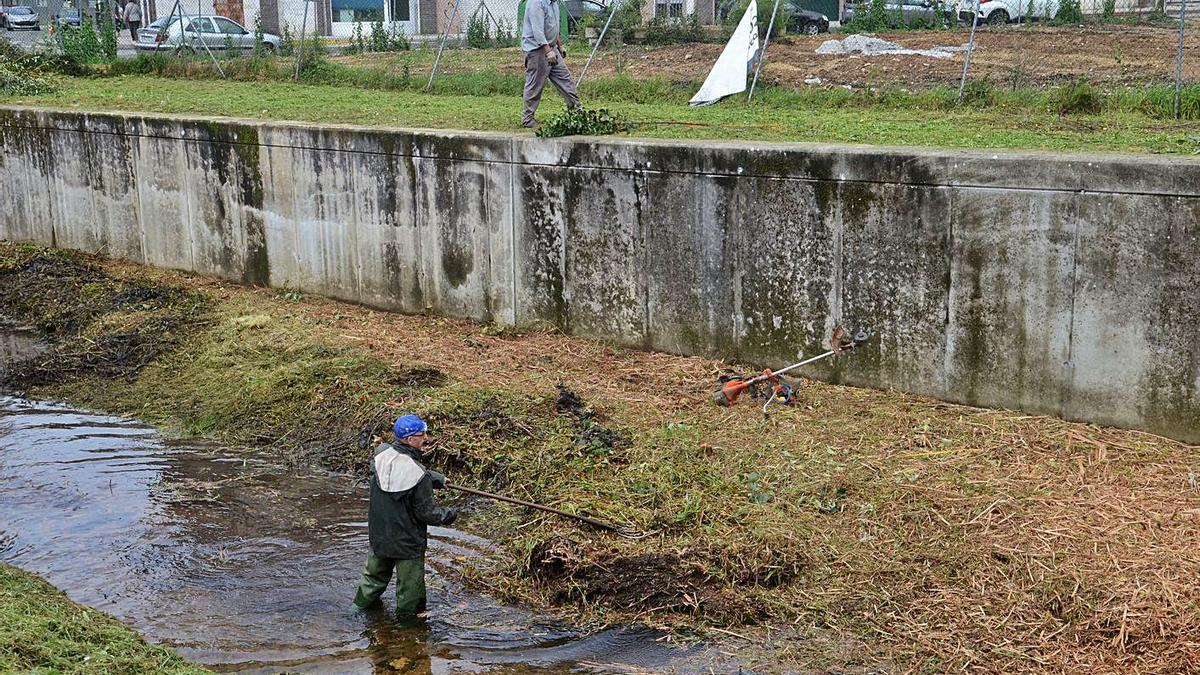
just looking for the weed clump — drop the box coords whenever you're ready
[1053,79,1104,115]
[536,107,631,138]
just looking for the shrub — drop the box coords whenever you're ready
[58,16,116,64]
[644,13,706,44]
[252,14,267,57]
[492,20,514,47]
[370,20,388,51]
[612,0,644,42]
[279,24,296,56]
[1052,0,1082,24]
[345,21,365,54]
[842,0,891,32]
[1053,79,1104,115]
[959,77,996,107]
[536,107,631,137]
[466,12,491,48]
[0,38,56,95]
[723,0,790,36]
[387,23,410,50]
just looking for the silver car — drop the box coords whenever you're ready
[3,5,41,30]
[135,15,281,53]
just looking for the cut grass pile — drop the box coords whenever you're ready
[0,243,1197,673]
[5,63,1200,153]
[0,563,208,674]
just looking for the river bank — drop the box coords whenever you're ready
[1,242,1197,672]
[0,563,207,673]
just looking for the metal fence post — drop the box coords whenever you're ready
[426,0,465,91]
[958,0,981,101]
[1176,0,1187,120]
[293,0,310,81]
[577,0,621,87]
[748,0,782,102]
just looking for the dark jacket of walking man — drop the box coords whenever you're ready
[520,0,581,128]
[353,414,458,620]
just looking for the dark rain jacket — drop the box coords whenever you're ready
[367,442,455,560]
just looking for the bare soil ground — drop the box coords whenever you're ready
[349,24,1200,88]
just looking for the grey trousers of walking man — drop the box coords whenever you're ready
[520,0,581,128]
[523,48,581,128]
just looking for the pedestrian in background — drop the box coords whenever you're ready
[520,0,582,129]
[353,414,458,622]
[122,0,140,41]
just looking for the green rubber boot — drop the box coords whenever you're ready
[393,557,427,621]
[353,552,396,610]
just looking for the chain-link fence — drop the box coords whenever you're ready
[3,0,1192,112]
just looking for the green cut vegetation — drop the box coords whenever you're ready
[1,243,1198,673]
[6,69,1200,153]
[0,563,208,674]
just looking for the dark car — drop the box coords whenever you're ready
[564,0,606,33]
[3,5,41,30]
[786,5,830,33]
[56,7,83,28]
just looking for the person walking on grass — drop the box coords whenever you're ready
[353,414,458,621]
[122,0,141,41]
[521,0,581,129]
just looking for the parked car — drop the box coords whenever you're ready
[135,15,281,53]
[55,8,82,29]
[565,0,606,33]
[844,0,956,26]
[3,5,40,30]
[786,4,830,34]
[959,0,1058,24]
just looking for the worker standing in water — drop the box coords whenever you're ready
[353,414,458,620]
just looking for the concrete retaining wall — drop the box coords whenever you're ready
[1,106,1197,441]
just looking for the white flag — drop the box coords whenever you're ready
[689,1,760,107]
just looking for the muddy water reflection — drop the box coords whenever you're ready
[0,398,706,673]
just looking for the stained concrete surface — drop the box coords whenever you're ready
[0,106,1197,441]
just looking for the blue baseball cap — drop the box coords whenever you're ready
[393,414,428,440]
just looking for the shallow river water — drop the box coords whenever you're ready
[0,391,719,674]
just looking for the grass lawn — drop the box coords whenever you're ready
[0,563,208,674]
[9,73,1200,154]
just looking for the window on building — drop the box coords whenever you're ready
[332,0,384,22]
[654,0,684,16]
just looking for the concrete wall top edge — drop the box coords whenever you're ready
[4,105,1199,196]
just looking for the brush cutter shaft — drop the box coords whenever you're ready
[446,483,621,533]
[712,330,869,407]
[747,349,836,384]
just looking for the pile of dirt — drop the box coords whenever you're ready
[527,536,767,626]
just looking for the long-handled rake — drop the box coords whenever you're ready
[446,483,654,540]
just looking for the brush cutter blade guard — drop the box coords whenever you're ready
[714,379,749,406]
